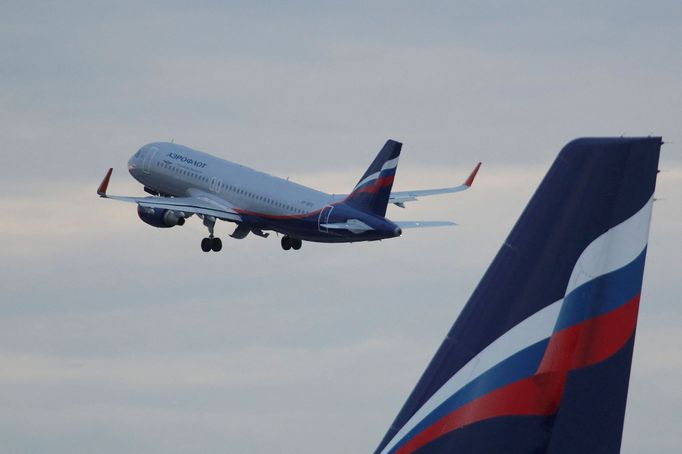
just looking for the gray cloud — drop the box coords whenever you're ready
[2,1,681,184]
[1,2,681,453]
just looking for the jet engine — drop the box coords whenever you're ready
[137,206,186,228]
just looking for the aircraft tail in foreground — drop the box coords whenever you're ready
[376,137,662,454]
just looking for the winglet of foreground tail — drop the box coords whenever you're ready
[375,137,662,454]
[97,168,113,197]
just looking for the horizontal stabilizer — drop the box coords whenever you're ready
[321,219,374,234]
[394,221,457,229]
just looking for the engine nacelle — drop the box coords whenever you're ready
[137,206,186,228]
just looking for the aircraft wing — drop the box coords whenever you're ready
[332,162,481,207]
[389,162,481,207]
[96,168,242,222]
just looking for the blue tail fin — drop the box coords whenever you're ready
[346,140,401,217]
[375,137,662,454]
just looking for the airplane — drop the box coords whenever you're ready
[97,140,481,252]
[374,137,662,454]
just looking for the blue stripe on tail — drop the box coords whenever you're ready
[375,137,661,454]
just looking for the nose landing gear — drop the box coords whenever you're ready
[281,236,302,251]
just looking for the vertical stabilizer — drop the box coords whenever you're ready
[375,137,662,454]
[346,140,401,217]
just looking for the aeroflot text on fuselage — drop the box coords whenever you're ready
[167,152,207,168]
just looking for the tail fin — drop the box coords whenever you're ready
[346,139,401,217]
[375,137,662,454]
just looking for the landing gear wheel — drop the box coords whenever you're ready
[291,238,302,250]
[281,236,292,251]
[211,237,222,252]
[201,238,212,252]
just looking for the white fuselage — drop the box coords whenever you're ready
[128,142,335,216]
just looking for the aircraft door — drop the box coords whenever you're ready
[318,205,334,233]
[209,177,223,193]
[143,146,158,174]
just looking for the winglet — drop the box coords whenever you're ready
[97,168,113,197]
[464,162,482,187]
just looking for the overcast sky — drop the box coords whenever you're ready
[1,2,681,453]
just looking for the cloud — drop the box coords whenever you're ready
[1,161,680,453]
[1,2,681,452]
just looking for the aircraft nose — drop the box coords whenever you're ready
[393,226,402,237]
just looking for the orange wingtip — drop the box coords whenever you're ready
[97,168,113,196]
[464,162,482,187]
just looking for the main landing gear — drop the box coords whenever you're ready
[281,236,302,251]
[201,215,222,253]
[201,237,222,252]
